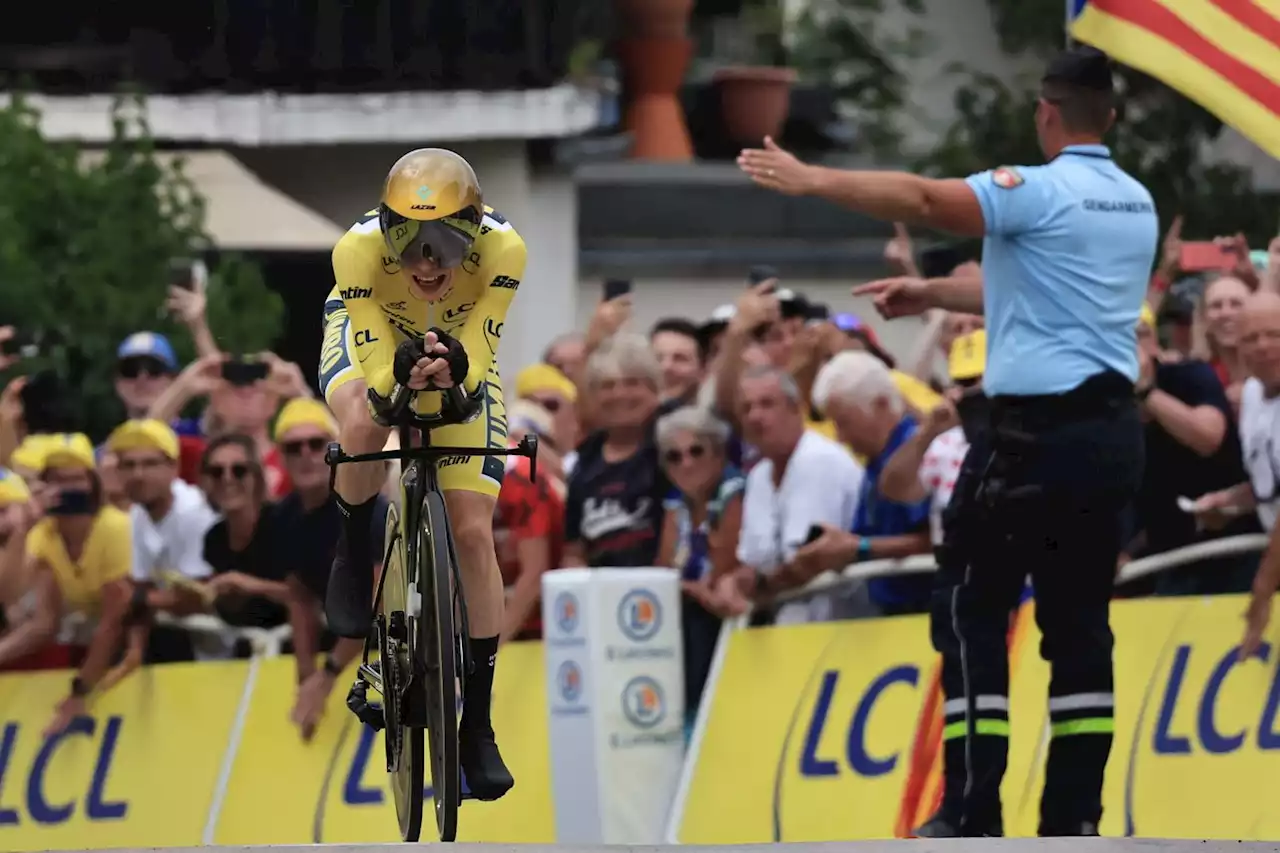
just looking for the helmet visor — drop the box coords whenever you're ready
[380,207,481,269]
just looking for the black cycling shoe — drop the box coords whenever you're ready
[325,546,375,639]
[459,727,514,801]
[915,811,1002,838]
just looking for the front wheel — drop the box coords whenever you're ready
[418,489,461,842]
[379,500,424,842]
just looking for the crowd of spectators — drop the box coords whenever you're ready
[0,220,1278,738]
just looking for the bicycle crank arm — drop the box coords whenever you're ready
[358,662,385,694]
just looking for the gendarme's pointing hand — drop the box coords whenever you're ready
[737,137,819,196]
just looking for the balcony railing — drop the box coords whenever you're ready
[0,0,605,94]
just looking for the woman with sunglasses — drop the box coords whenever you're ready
[653,406,746,735]
[198,435,293,655]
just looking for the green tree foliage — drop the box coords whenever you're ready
[787,0,929,157]
[922,0,1275,245]
[0,94,281,439]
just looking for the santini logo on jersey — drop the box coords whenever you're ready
[490,276,519,290]
[340,286,373,300]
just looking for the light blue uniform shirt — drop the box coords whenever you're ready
[964,144,1158,396]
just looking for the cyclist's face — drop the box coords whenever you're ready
[401,255,455,303]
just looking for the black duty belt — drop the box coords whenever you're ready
[990,370,1134,433]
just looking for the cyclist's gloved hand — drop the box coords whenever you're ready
[392,338,428,387]
[426,327,469,388]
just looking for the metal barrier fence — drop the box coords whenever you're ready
[663,532,1271,842]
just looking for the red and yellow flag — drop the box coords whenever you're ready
[1069,0,1280,158]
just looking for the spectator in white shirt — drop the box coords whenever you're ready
[727,366,863,623]
[1228,293,1280,655]
[106,419,218,665]
[109,419,217,585]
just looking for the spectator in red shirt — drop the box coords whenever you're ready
[495,402,564,644]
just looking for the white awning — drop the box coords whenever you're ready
[80,149,344,251]
[24,86,602,146]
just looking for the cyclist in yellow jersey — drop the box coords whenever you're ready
[318,148,524,800]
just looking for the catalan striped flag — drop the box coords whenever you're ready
[1068,0,1280,159]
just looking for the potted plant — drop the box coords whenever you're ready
[713,0,797,144]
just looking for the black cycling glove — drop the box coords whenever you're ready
[392,338,427,387]
[427,326,470,388]
[391,330,469,389]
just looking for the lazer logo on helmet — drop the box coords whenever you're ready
[410,203,436,211]
[340,287,373,300]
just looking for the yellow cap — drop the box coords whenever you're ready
[9,434,59,474]
[515,363,577,403]
[40,433,97,471]
[949,329,987,381]
[1139,302,1156,329]
[0,467,31,506]
[382,148,483,224]
[107,419,180,460]
[274,397,339,442]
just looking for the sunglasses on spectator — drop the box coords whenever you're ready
[281,437,328,457]
[117,357,171,379]
[663,444,707,466]
[205,463,250,480]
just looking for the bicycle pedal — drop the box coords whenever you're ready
[345,682,386,731]
[357,702,386,732]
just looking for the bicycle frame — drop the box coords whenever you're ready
[325,387,538,698]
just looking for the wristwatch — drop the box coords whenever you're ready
[322,654,343,677]
[1135,382,1155,403]
[70,676,90,697]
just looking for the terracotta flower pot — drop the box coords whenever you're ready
[617,37,695,160]
[615,0,695,38]
[714,65,797,145]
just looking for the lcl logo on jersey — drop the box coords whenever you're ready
[443,302,475,323]
[483,318,503,354]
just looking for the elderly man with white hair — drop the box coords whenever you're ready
[731,365,863,623]
[791,350,934,616]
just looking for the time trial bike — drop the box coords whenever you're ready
[325,384,536,842]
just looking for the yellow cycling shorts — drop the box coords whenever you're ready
[317,296,508,498]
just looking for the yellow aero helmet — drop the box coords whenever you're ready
[379,148,484,269]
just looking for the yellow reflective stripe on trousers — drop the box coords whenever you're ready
[1050,717,1115,737]
[942,718,1011,740]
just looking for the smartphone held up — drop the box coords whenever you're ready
[221,356,269,386]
